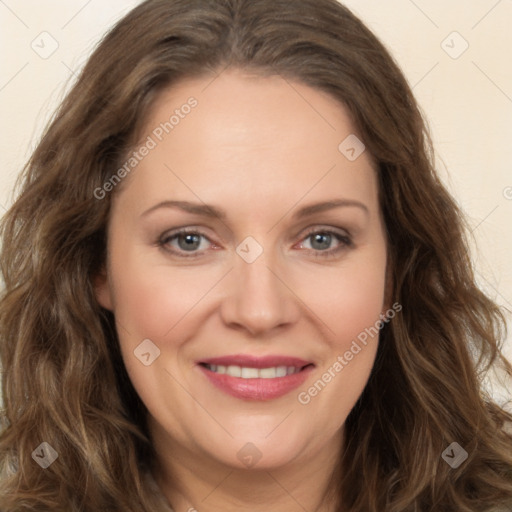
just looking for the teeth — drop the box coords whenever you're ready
[276,366,287,377]
[259,367,278,378]
[241,367,259,379]
[226,365,241,377]
[206,364,301,379]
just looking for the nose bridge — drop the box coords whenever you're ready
[220,236,299,335]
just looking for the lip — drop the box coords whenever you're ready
[197,354,315,401]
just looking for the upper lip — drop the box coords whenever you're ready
[198,354,314,369]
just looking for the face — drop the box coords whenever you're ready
[95,68,389,472]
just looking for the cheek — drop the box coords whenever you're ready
[336,269,386,342]
[109,243,220,339]
[297,249,387,414]
[106,243,214,416]
[295,253,387,348]
[294,262,385,429]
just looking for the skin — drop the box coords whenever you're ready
[95,68,390,512]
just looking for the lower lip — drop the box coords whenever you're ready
[198,365,314,401]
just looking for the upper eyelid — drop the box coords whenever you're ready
[160,224,351,239]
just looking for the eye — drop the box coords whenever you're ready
[158,227,353,259]
[297,228,353,258]
[159,228,214,258]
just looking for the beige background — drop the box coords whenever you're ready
[0,0,511,402]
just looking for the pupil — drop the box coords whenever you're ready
[179,234,200,251]
[311,233,331,250]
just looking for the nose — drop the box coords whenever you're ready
[219,246,301,337]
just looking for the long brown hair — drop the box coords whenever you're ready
[1,0,511,510]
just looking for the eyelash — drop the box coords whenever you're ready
[158,227,353,260]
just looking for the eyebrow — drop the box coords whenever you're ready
[140,198,369,220]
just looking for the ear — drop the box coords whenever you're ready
[93,265,114,311]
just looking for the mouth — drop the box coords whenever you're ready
[197,355,315,401]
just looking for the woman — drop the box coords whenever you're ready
[1,0,511,510]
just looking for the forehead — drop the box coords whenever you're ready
[113,69,379,217]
